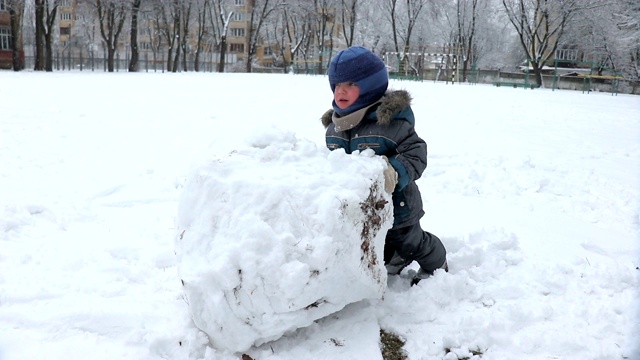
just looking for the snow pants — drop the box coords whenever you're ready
[383,222,447,273]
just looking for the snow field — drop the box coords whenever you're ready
[0,71,638,360]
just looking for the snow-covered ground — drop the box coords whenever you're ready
[0,71,638,360]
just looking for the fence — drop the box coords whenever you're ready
[23,49,240,73]
[16,52,639,95]
[411,68,639,95]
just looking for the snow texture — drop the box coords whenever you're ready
[175,130,393,352]
[0,71,638,360]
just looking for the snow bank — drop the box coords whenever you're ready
[174,128,394,353]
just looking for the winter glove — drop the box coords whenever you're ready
[381,156,398,193]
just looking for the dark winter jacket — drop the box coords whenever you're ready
[321,89,427,229]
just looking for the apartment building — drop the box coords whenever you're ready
[227,0,248,63]
[15,0,339,72]
[0,0,12,69]
[57,0,74,49]
[50,0,278,71]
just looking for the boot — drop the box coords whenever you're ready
[411,260,448,286]
[385,251,412,275]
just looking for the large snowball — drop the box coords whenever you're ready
[175,128,393,353]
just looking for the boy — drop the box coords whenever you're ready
[320,46,448,285]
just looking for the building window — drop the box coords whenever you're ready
[263,46,273,56]
[230,28,245,37]
[229,43,244,53]
[235,0,244,5]
[61,12,72,21]
[0,0,6,11]
[59,0,71,7]
[0,28,11,50]
[140,42,151,50]
[60,27,70,36]
[232,12,244,21]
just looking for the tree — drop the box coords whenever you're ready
[141,3,163,69]
[153,0,180,72]
[245,0,282,73]
[339,0,358,47]
[72,1,101,66]
[565,0,640,85]
[616,0,640,85]
[202,0,232,73]
[7,0,25,71]
[455,0,480,82]
[96,0,128,72]
[271,0,315,73]
[470,0,517,70]
[385,0,428,75]
[178,0,192,72]
[128,0,142,72]
[312,0,337,74]
[501,0,579,87]
[42,0,60,71]
[348,1,387,52]
[33,0,59,71]
[192,0,209,71]
[263,4,290,72]
[33,0,45,70]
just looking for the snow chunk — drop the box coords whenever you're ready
[175,129,393,353]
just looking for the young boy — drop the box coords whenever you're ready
[320,46,448,285]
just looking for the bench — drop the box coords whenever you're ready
[493,81,538,89]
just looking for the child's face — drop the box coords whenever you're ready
[334,82,360,110]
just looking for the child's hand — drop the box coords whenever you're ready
[381,156,398,193]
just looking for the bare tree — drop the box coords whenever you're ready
[339,0,357,47]
[258,0,311,73]
[154,0,178,72]
[480,16,517,69]
[245,0,282,72]
[71,1,99,61]
[128,0,142,72]
[288,3,314,64]
[192,0,209,71]
[152,1,176,71]
[170,2,181,72]
[273,0,314,73]
[6,0,26,71]
[403,0,427,52]
[384,0,427,74]
[501,0,581,87]
[264,5,289,72]
[455,0,480,81]
[34,0,59,71]
[617,0,640,85]
[203,0,231,73]
[311,0,337,74]
[34,0,46,70]
[178,0,192,71]
[96,0,128,72]
[349,1,388,52]
[386,0,425,54]
[43,0,60,71]
[388,0,399,55]
[569,0,639,81]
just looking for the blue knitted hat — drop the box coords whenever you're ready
[329,46,388,115]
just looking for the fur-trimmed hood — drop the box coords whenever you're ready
[321,89,413,128]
